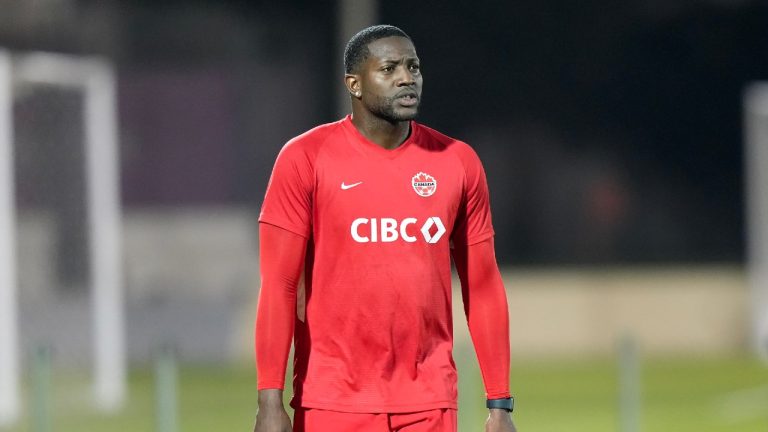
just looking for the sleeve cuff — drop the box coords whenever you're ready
[257,381,286,390]
[486,390,511,399]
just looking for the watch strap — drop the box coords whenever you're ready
[486,397,514,412]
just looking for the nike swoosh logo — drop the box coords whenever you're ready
[341,181,363,190]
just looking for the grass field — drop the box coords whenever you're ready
[2,354,767,432]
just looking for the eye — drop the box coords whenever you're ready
[409,64,421,73]
[381,65,394,72]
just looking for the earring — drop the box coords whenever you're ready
[355,92,361,97]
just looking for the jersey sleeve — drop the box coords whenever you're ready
[255,222,308,390]
[258,140,314,238]
[452,144,495,246]
[451,237,511,400]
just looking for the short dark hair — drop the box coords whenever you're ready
[344,25,411,74]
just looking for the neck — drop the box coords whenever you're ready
[350,111,411,150]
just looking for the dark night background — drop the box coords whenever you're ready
[3,0,767,265]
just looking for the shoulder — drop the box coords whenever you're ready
[278,119,344,161]
[415,122,483,169]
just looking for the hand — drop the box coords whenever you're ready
[253,407,291,432]
[485,409,517,432]
[253,390,292,432]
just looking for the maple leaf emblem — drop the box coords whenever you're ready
[411,172,437,197]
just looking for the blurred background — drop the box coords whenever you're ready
[1,0,768,431]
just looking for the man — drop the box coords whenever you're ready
[254,25,516,432]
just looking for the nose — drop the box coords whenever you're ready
[396,65,415,87]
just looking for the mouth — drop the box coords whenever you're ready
[396,91,419,107]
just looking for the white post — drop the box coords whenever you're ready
[155,346,178,432]
[14,53,126,410]
[85,60,125,411]
[618,334,641,432]
[744,82,768,359]
[335,0,378,119]
[0,49,20,426]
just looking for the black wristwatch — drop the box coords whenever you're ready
[486,397,514,412]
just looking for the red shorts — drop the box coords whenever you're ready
[293,407,457,432]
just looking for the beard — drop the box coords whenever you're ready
[365,93,420,122]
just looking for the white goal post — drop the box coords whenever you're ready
[745,82,768,360]
[0,49,20,427]
[0,50,125,425]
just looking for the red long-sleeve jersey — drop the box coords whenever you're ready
[256,116,510,413]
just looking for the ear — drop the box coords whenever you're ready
[345,74,361,98]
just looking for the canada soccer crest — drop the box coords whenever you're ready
[412,172,437,197]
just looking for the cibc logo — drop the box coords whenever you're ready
[351,217,446,243]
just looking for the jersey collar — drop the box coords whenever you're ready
[341,115,418,159]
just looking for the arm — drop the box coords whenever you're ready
[452,237,517,432]
[253,222,308,432]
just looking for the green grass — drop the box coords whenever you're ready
[2,355,767,431]
[508,356,768,432]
